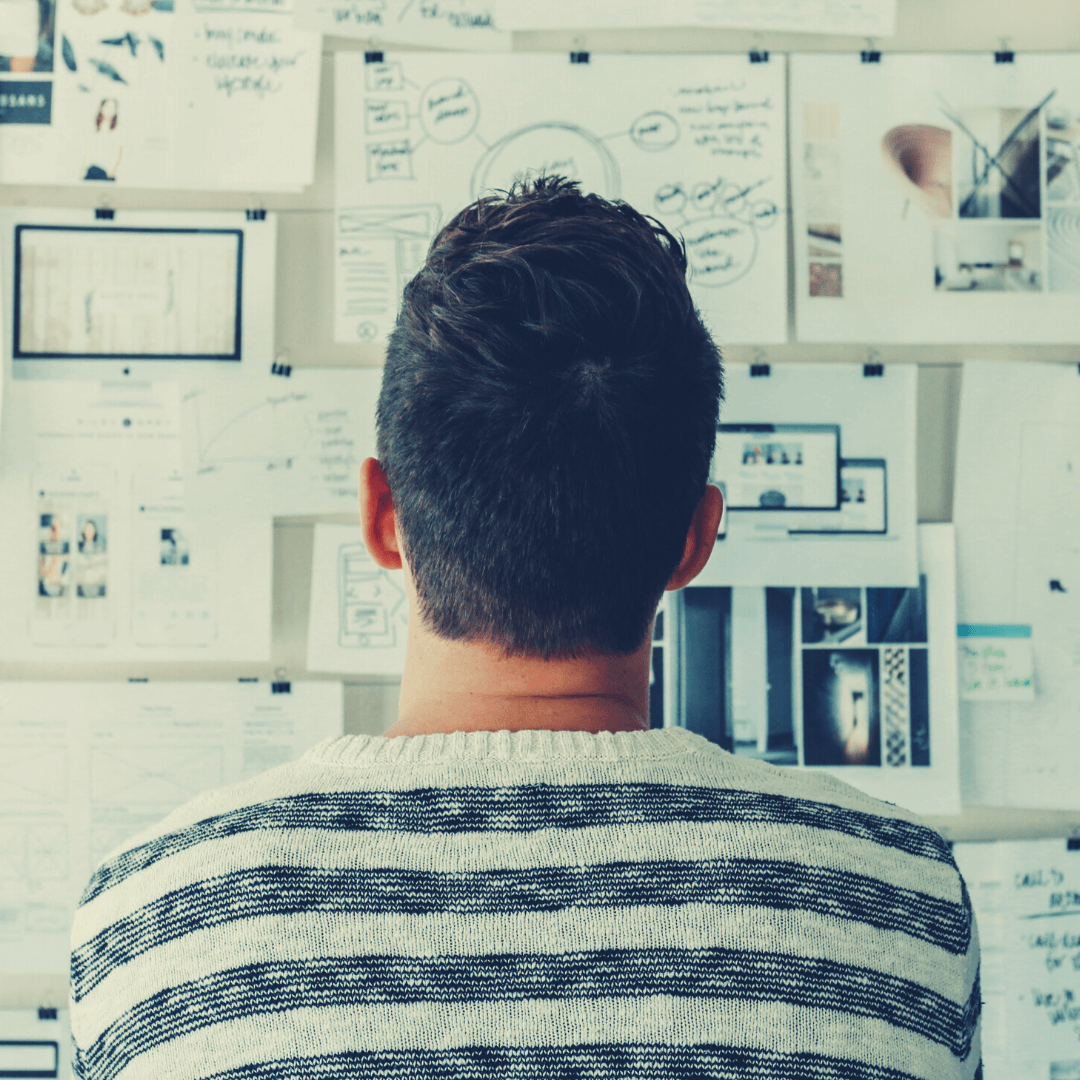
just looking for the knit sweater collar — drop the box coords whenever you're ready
[303,726,711,766]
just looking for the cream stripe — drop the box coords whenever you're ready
[74,817,960,943]
[76,900,975,1036]
[110,997,966,1080]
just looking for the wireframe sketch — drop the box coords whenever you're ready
[337,540,407,649]
[15,225,241,358]
[336,204,440,341]
[89,744,224,805]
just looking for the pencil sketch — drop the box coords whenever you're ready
[336,540,407,649]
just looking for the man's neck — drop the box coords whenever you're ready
[384,622,653,738]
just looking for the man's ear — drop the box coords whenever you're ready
[359,457,403,570]
[666,483,724,591]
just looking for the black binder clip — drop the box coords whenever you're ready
[750,364,770,377]
[246,208,266,221]
[994,49,1014,63]
[1068,838,1080,850]
[272,681,291,694]
[570,51,589,63]
[128,676,149,682]
[860,49,881,63]
[863,363,884,377]
[271,360,292,377]
[38,1008,58,1020]
[749,50,769,63]
[364,50,384,63]
[95,207,115,220]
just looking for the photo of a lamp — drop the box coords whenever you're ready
[881,125,953,218]
[830,654,872,765]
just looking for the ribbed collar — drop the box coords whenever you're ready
[303,725,718,766]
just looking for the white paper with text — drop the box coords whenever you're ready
[334,52,788,345]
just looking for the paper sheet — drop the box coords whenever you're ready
[790,54,1080,343]
[180,365,381,517]
[334,52,788,345]
[952,839,1080,1080]
[1,207,277,380]
[294,0,508,50]
[0,680,343,976]
[307,523,409,676]
[695,362,918,588]
[686,523,960,815]
[493,0,896,34]
[0,378,273,661]
[958,624,1035,702]
[0,0,321,190]
[0,1009,72,1079]
[954,361,1080,810]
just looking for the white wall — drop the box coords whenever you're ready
[3,0,1079,1008]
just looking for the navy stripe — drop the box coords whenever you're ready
[79,785,955,906]
[76,1038,946,1080]
[79,944,977,1079]
[72,857,971,1001]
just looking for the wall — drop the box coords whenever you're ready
[3,0,1080,1009]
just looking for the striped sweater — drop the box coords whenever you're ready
[70,726,982,1080]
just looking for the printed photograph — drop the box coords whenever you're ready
[952,106,1041,219]
[801,648,881,766]
[160,527,190,565]
[809,261,842,296]
[866,575,928,643]
[0,0,56,73]
[801,587,863,645]
[37,512,70,598]
[75,514,108,598]
[933,222,1042,291]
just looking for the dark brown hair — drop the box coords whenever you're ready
[376,176,723,658]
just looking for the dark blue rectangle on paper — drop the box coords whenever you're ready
[909,648,930,766]
[0,80,52,124]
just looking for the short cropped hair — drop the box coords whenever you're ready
[376,175,723,659]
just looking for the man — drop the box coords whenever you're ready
[70,177,981,1079]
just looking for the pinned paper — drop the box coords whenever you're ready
[958,624,1035,701]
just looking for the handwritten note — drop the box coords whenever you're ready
[293,0,509,50]
[173,0,322,190]
[953,840,1080,1078]
[958,624,1036,701]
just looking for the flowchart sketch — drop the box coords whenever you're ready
[180,366,381,516]
[695,362,918,588]
[335,53,788,345]
[308,524,409,675]
[294,0,508,50]
[954,361,1080,810]
[791,53,1080,343]
[0,680,343,975]
[494,0,896,34]
[0,379,271,662]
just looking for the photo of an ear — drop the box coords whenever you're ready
[881,125,953,218]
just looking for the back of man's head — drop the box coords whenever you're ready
[377,175,724,660]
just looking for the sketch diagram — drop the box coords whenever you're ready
[337,540,407,649]
[0,745,69,806]
[180,368,379,517]
[335,204,440,342]
[90,744,224,806]
[307,525,409,674]
[336,53,788,343]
